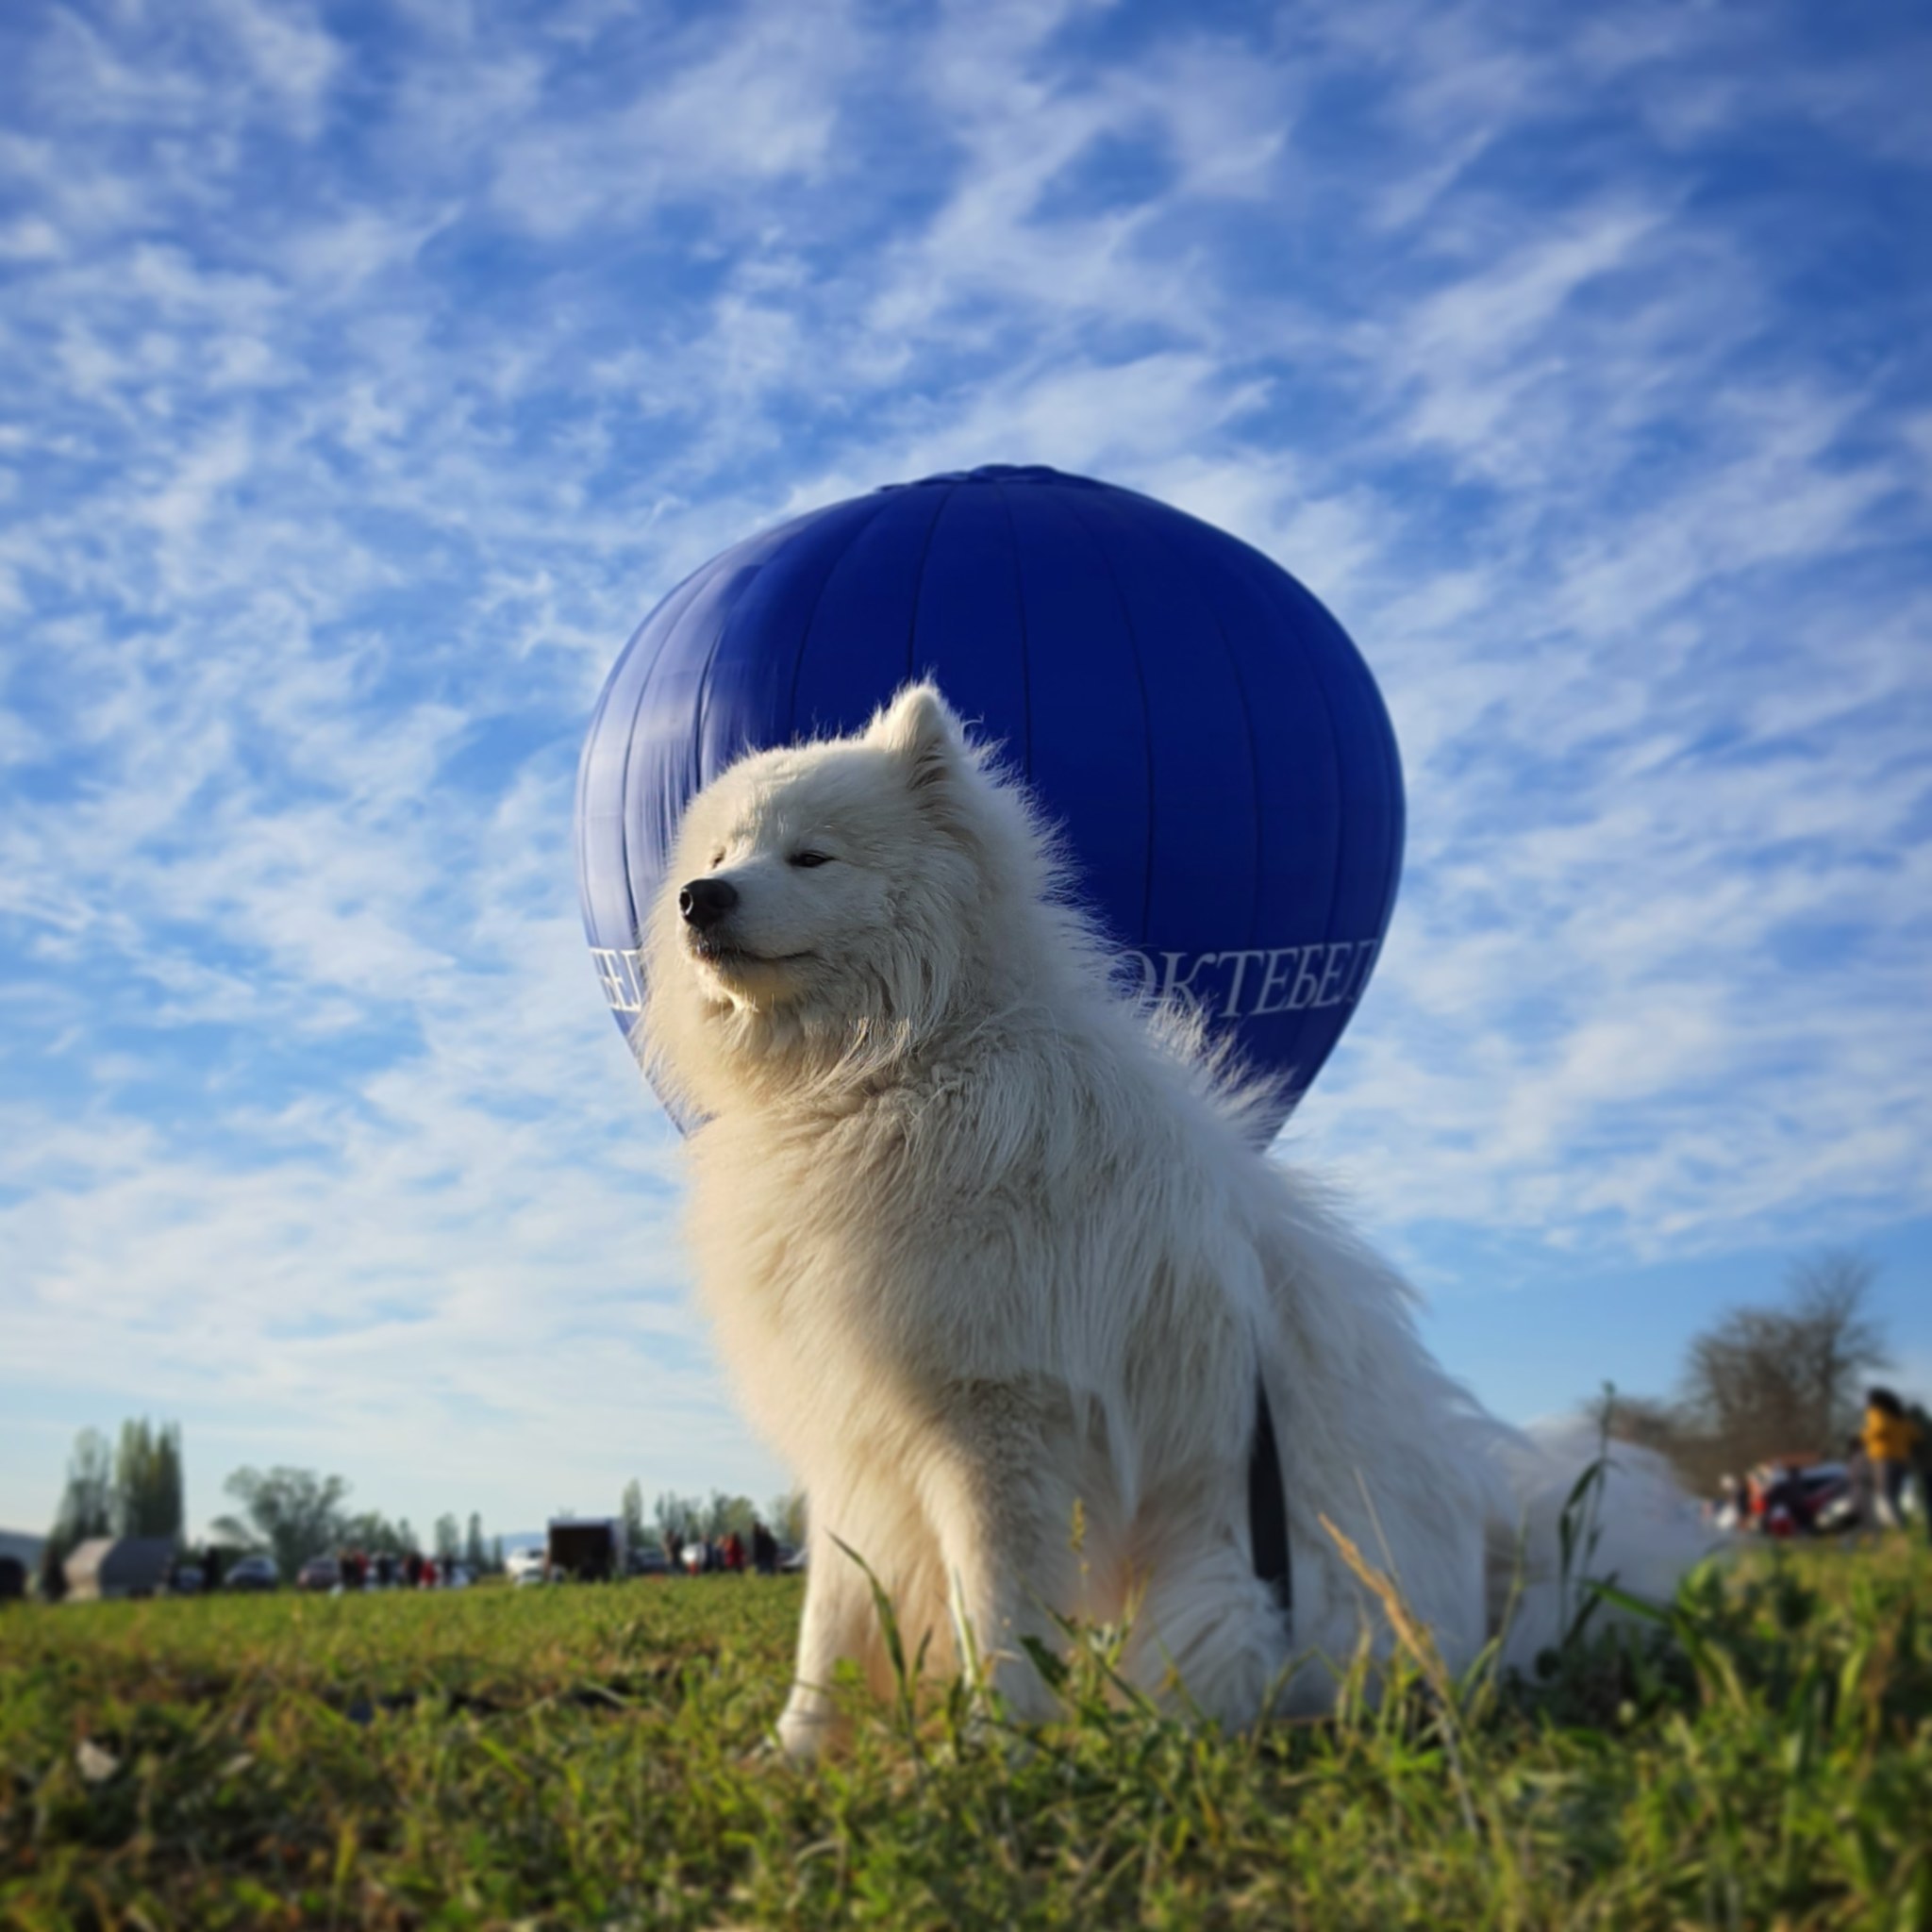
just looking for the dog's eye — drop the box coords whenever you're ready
[709,849,725,869]
[788,851,833,870]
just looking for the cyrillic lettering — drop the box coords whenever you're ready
[1159,950,1221,1003]
[1253,948,1301,1016]
[1315,942,1356,1008]
[1217,949,1268,1018]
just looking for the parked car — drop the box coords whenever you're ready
[296,1556,341,1592]
[628,1545,670,1577]
[506,1548,548,1586]
[1749,1460,1851,1535]
[225,1554,278,1591]
[164,1563,205,1596]
[1788,1461,1852,1531]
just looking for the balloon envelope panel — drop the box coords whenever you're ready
[575,465,1403,1137]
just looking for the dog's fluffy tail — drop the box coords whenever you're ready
[1490,1417,1722,1676]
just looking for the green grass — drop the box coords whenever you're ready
[3,1543,1929,1929]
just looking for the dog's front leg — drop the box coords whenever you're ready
[922,1382,1078,1727]
[774,1524,878,1763]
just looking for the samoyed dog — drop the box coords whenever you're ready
[641,684,1706,1761]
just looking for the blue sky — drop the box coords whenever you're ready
[3,0,1928,1543]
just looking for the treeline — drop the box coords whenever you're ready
[43,1425,507,1582]
[1604,1250,1924,1492]
[209,1467,508,1583]
[621,1480,805,1550]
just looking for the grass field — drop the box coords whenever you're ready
[3,1541,1929,1929]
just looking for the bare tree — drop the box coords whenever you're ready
[1783,1250,1889,1443]
[1679,1249,1890,1470]
[1603,1393,1691,1459]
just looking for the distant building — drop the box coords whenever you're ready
[62,1537,176,1602]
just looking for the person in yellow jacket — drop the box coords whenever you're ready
[1863,1389,1922,1530]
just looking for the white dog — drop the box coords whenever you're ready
[641,684,1706,1760]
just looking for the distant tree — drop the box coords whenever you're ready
[653,1491,701,1543]
[339,1509,416,1557]
[211,1468,349,1582]
[1680,1250,1890,1469]
[491,1534,507,1576]
[703,1491,757,1540]
[1584,1252,1895,1495]
[434,1513,461,1565]
[1604,1393,1692,1457]
[113,1418,184,1541]
[1782,1251,1890,1443]
[463,1512,489,1575]
[767,1490,807,1545]
[47,1427,115,1565]
[621,1479,646,1551]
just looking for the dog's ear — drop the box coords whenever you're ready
[867,682,964,792]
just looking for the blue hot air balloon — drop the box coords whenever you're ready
[575,464,1403,1139]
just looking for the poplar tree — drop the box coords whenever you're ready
[47,1427,114,1564]
[113,1419,185,1541]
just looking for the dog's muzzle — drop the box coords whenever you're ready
[679,877,739,932]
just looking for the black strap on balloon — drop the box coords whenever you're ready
[1248,1376,1293,1624]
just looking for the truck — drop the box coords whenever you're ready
[544,1516,625,1582]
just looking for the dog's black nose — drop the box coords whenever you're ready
[679,877,739,930]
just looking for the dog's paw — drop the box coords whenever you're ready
[772,1704,842,1766]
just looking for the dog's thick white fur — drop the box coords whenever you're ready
[643,684,1708,1760]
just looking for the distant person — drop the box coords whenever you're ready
[1724,1474,1745,1530]
[723,1531,744,1574]
[664,1528,682,1574]
[752,1521,778,1574]
[1864,1389,1923,1530]
[203,1544,225,1591]
[405,1550,425,1589]
[38,1543,68,1604]
[1911,1404,1932,1547]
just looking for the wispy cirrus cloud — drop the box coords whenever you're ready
[2,0,1926,1534]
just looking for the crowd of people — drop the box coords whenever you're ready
[662,1520,783,1575]
[328,1549,460,1590]
[1713,1387,1927,1539]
